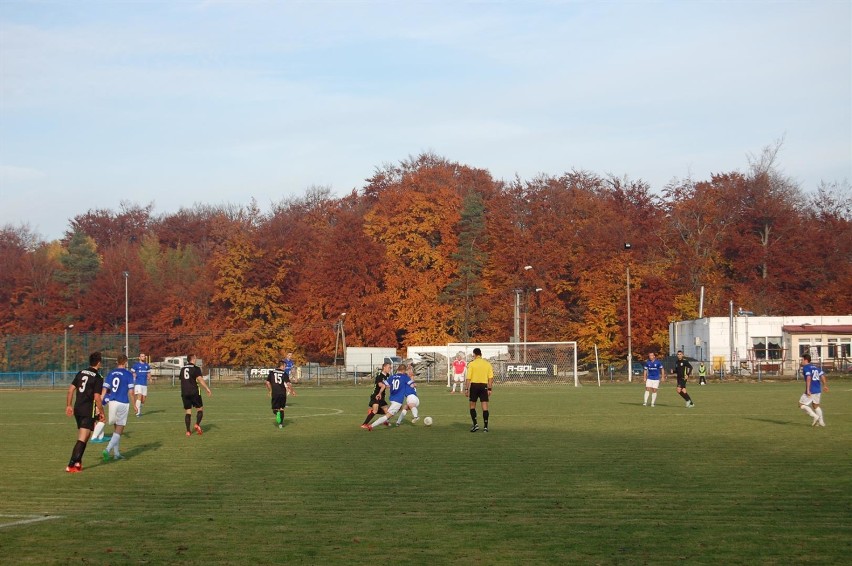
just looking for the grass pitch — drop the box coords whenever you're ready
[0,380,849,565]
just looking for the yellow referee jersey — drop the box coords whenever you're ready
[466,357,493,384]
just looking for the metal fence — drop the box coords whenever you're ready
[0,371,77,389]
[1,333,141,372]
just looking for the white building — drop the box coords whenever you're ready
[669,315,852,375]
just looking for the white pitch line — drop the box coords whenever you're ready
[0,514,62,529]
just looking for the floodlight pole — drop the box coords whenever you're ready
[513,289,521,357]
[625,243,632,382]
[522,288,543,363]
[63,324,74,375]
[123,270,130,355]
[514,265,534,361]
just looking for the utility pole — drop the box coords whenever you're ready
[333,313,347,367]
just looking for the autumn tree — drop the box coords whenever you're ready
[1,148,848,369]
[211,229,294,366]
[0,224,39,331]
[719,143,809,314]
[68,201,153,249]
[660,174,739,320]
[363,154,463,346]
[803,181,852,313]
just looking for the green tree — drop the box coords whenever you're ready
[55,230,101,309]
[442,191,489,341]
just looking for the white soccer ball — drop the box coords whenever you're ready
[423,416,433,426]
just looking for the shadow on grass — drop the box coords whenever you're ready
[742,417,795,426]
[120,441,163,458]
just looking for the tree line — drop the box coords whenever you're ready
[1,148,849,369]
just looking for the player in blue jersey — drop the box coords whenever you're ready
[395,362,421,426]
[365,364,412,430]
[100,354,136,461]
[642,352,666,407]
[131,353,151,416]
[64,352,105,473]
[282,352,295,382]
[798,353,829,427]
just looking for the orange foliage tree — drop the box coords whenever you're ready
[363,155,463,346]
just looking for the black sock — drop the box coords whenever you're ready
[483,410,489,427]
[684,393,692,402]
[362,410,374,425]
[679,391,688,400]
[196,410,203,426]
[69,440,86,465]
[185,414,191,431]
[470,408,477,424]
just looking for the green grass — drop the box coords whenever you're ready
[1,381,850,565]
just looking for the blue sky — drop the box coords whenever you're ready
[1,0,850,242]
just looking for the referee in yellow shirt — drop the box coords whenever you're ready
[463,347,494,432]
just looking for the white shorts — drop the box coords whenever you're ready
[405,394,420,408]
[799,393,821,406]
[134,384,148,396]
[453,374,465,383]
[108,401,130,426]
[387,401,403,415]
[645,379,660,389]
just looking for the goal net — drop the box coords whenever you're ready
[420,342,579,387]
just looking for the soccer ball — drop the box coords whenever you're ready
[423,416,433,426]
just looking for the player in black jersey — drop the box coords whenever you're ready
[64,351,105,473]
[180,354,212,436]
[672,350,695,408]
[361,362,391,429]
[266,359,296,428]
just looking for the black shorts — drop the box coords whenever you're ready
[469,383,489,403]
[75,415,96,431]
[271,393,287,412]
[368,396,388,409]
[182,393,203,410]
[677,378,688,388]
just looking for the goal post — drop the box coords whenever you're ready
[446,342,579,387]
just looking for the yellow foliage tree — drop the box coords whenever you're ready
[211,231,295,366]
